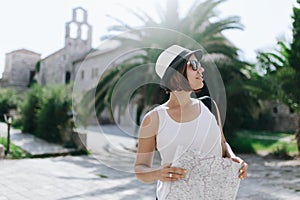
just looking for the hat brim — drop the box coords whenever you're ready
[161,49,203,80]
[166,49,203,71]
[183,49,203,60]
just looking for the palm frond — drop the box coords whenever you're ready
[93,0,260,133]
[195,16,243,43]
[188,0,224,30]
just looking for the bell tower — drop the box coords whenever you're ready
[65,7,92,53]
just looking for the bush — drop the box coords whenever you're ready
[35,85,72,144]
[0,89,18,122]
[20,85,43,134]
[271,144,292,159]
[19,84,73,145]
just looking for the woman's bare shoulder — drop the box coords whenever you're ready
[142,106,161,126]
[139,108,160,138]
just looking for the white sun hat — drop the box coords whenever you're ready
[155,45,203,79]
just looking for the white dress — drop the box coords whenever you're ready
[154,101,240,199]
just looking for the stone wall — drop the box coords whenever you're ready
[264,101,299,132]
[1,49,40,88]
[38,49,65,85]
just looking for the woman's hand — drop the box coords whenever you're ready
[231,156,248,180]
[156,163,187,182]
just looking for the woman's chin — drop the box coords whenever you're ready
[193,84,204,91]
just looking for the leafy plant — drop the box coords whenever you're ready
[271,144,292,160]
[35,85,72,144]
[19,84,73,145]
[0,137,31,159]
[0,88,18,122]
[88,0,260,136]
[256,0,300,156]
[20,85,43,134]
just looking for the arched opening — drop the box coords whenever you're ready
[81,24,89,40]
[69,22,78,39]
[75,8,85,22]
[29,70,35,81]
[65,71,71,84]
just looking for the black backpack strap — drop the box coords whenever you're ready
[198,96,212,111]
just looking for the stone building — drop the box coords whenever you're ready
[0,6,135,126]
[264,101,299,132]
[37,7,92,85]
[0,7,93,89]
[0,49,40,89]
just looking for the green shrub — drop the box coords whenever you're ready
[229,137,256,154]
[271,144,292,159]
[0,89,18,122]
[19,84,73,145]
[20,85,43,134]
[35,85,72,144]
[231,130,297,156]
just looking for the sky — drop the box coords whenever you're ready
[0,0,296,78]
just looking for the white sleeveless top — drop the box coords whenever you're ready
[154,101,223,199]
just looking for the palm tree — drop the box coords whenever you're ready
[257,0,300,156]
[257,41,292,100]
[88,0,260,135]
[288,0,300,156]
[257,39,300,156]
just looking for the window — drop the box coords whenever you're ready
[65,71,71,84]
[81,24,89,40]
[91,68,99,79]
[29,70,35,83]
[81,70,85,80]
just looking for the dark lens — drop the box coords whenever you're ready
[188,60,201,71]
[191,60,199,71]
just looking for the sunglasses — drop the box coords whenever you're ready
[187,60,202,71]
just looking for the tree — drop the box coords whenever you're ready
[256,0,300,156]
[288,0,300,156]
[20,84,73,144]
[20,85,42,133]
[89,0,260,135]
[0,89,18,122]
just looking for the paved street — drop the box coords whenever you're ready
[0,123,300,199]
[1,153,300,199]
[0,155,156,200]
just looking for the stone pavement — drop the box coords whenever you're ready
[0,123,76,157]
[0,123,300,199]
[0,152,300,199]
[0,155,157,200]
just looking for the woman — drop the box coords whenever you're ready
[134,45,248,199]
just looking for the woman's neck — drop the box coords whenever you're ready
[168,90,192,108]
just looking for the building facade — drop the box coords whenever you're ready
[0,49,40,89]
[37,7,92,85]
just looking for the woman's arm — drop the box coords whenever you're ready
[211,99,248,179]
[134,111,187,183]
[222,135,248,179]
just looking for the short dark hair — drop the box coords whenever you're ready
[160,55,192,92]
